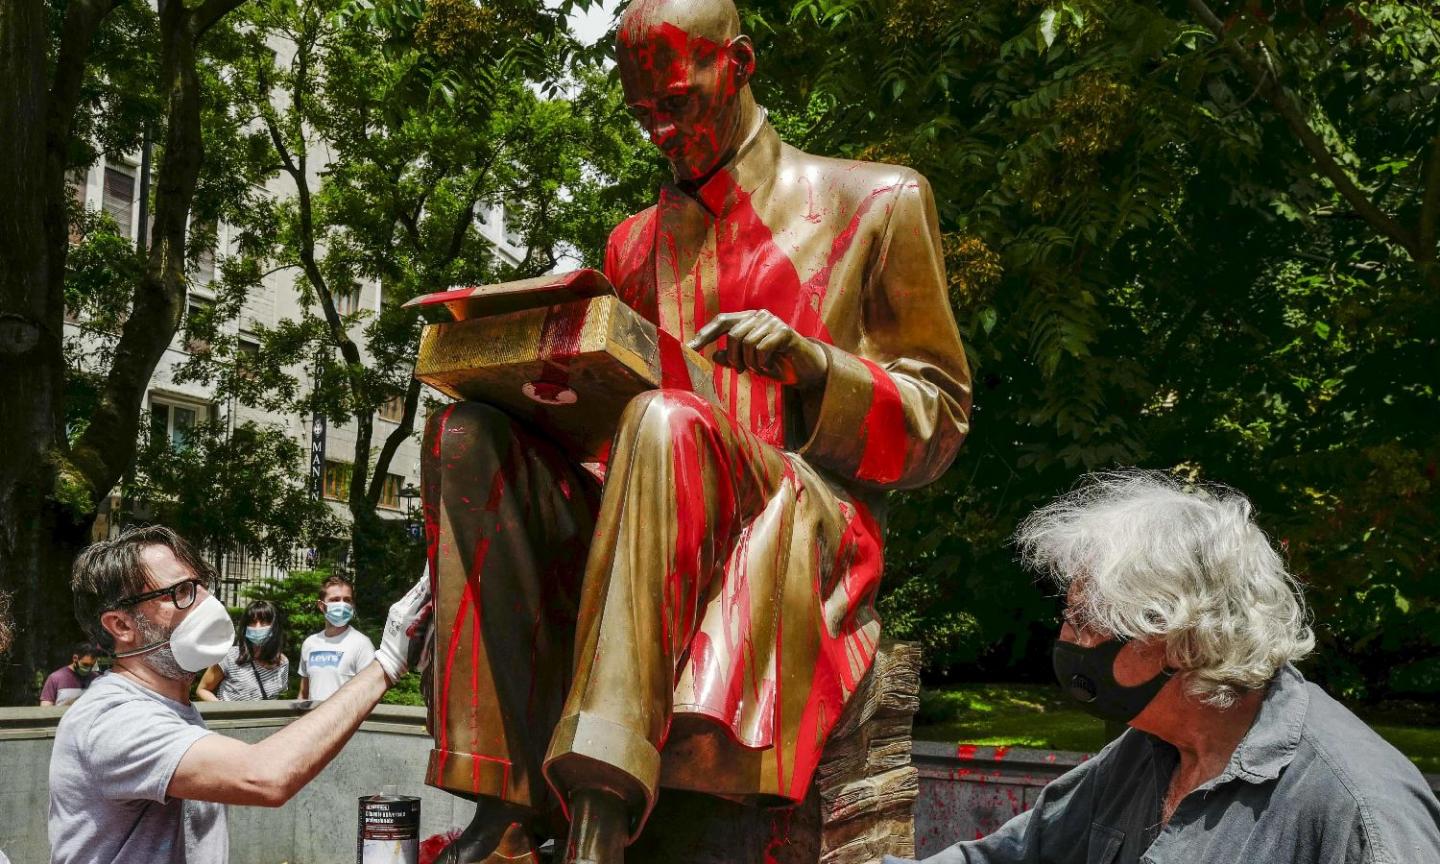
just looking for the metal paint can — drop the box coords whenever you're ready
[357,793,421,864]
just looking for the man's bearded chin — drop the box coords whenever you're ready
[129,609,192,681]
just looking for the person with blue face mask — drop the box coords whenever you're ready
[196,600,289,701]
[298,575,376,702]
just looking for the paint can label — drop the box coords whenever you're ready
[357,795,421,864]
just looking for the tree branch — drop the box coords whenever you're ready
[70,0,217,498]
[1187,0,1418,257]
[1418,130,1440,265]
[443,173,488,265]
[47,0,124,144]
[366,374,422,505]
[43,0,125,302]
[191,0,247,36]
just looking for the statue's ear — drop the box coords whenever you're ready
[728,35,756,87]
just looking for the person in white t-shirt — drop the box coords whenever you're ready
[298,575,377,702]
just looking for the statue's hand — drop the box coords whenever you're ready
[688,310,829,389]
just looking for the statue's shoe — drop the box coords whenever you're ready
[433,821,539,864]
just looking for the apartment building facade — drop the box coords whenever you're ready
[69,151,525,603]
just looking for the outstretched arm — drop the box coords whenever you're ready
[167,576,431,806]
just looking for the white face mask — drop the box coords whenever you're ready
[169,596,237,671]
[117,595,235,674]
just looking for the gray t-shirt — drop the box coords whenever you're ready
[890,664,1440,864]
[49,673,228,864]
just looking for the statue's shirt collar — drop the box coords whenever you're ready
[666,111,781,219]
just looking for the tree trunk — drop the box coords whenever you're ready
[0,0,74,703]
[0,0,247,702]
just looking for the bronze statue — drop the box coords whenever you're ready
[419,0,971,860]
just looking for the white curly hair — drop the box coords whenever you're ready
[1015,469,1315,708]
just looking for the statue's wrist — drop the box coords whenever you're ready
[796,340,831,390]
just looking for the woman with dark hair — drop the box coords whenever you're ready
[197,600,289,701]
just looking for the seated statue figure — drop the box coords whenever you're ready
[421,0,972,860]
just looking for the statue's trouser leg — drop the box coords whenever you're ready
[543,389,789,837]
[421,402,599,812]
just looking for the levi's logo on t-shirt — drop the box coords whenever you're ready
[308,650,344,669]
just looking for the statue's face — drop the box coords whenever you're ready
[618,22,750,182]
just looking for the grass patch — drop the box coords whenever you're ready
[1368,725,1440,775]
[913,683,1109,754]
[914,682,1440,773]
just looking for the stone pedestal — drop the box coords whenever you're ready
[629,641,922,864]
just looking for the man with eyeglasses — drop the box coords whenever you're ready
[48,525,432,864]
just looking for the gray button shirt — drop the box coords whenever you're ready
[889,665,1440,864]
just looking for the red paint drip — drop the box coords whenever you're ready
[763,808,793,864]
[658,329,695,392]
[534,302,589,391]
[431,404,457,459]
[855,358,906,484]
[663,394,738,672]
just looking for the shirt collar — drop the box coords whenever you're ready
[664,111,780,219]
[1228,663,1309,784]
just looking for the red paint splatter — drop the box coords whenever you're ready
[419,830,462,864]
[532,302,589,396]
[855,358,906,484]
[658,329,694,392]
[763,807,793,864]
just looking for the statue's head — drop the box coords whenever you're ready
[616,0,757,182]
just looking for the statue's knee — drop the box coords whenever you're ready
[428,401,515,463]
[619,389,713,451]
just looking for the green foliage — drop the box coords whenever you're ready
[174,0,657,590]
[126,422,339,563]
[382,671,426,706]
[743,0,1440,697]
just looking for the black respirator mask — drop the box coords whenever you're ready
[1052,638,1174,724]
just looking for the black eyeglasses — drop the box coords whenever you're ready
[110,577,211,610]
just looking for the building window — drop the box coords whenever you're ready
[236,334,260,380]
[68,169,89,247]
[103,165,136,239]
[378,474,404,510]
[335,289,359,316]
[150,398,204,449]
[377,394,405,423]
[192,220,217,284]
[184,295,213,355]
[323,460,352,502]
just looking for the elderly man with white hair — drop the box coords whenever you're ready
[889,470,1440,864]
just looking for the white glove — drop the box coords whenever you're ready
[375,569,433,685]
